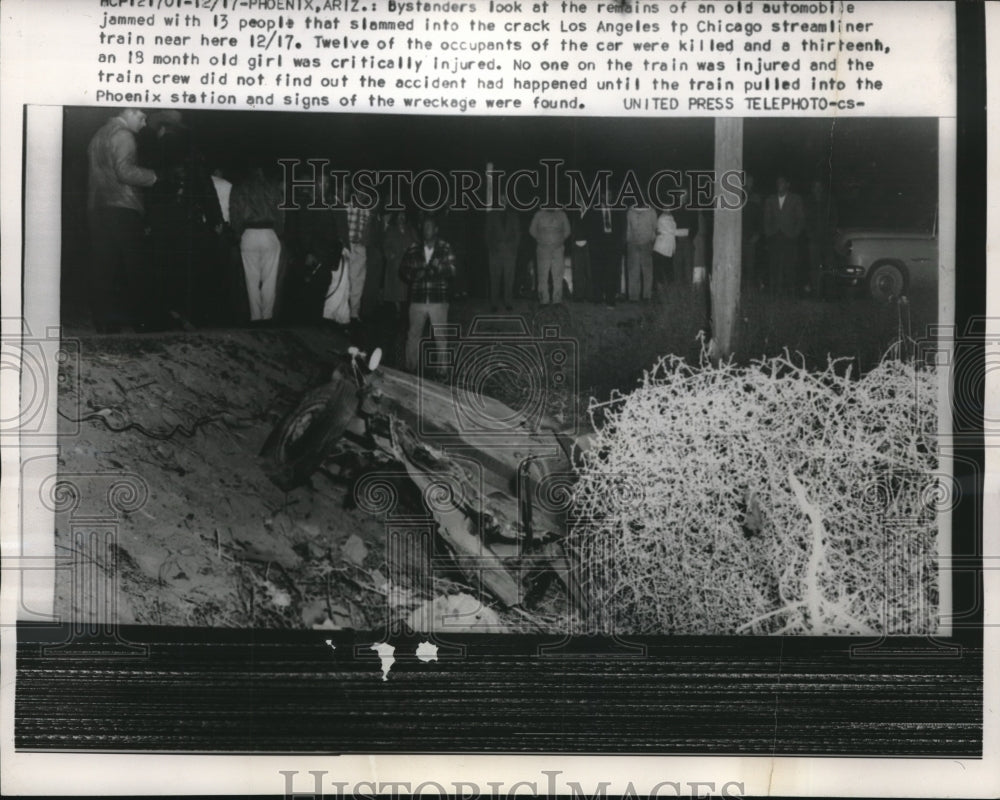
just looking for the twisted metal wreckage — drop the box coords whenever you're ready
[260,347,588,616]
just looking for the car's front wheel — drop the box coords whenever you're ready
[867,261,907,302]
[259,379,360,491]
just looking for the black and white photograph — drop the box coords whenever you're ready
[1,0,995,796]
[54,109,945,637]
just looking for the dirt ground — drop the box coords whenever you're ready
[54,326,401,629]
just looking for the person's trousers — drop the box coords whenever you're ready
[405,302,449,373]
[589,242,620,304]
[240,227,281,320]
[536,244,565,304]
[227,234,250,323]
[347,243,367,319]
[571,243,591,301]
[673,237,694,286]
[170,224,216,325]
[361,246,384,317]
[652,252,674,292]
[88,206,148,330]
[806,240,824,293]
[626,243,654,301]
[767,234,799,293]
[489,248,516,306]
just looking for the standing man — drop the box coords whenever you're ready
[740,172,765,288]
[652,207,677,296]
[143,110,222,329]
[672,186,700,288]
[625,201,658,302]
[361,208,386,320]
[400,216,456,374]
[86,107,159,333]
[381,211,417,312]
[485,199,521,311]
[569,197,592,303]
[763,175,805,294]
[529,205,571,305]
[803,179,838,296]
[438,204,470,299]
[209,166,244,323]
[585,185,625,307]
[211,168,232,226]
[344,183,372,326]
[296,173,349,323]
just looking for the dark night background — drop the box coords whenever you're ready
[60,108,939,317]
[61,108,938,224]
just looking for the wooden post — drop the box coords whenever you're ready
[711,118,743,359]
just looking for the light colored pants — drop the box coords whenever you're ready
[405,302,449,373]
[536,244,565,304]
[347,243,367,320]
[240,228,281,320]
[626,242,654,301]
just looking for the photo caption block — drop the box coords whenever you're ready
[70,0,955,116]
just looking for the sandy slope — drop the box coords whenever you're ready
[54,328,394,629]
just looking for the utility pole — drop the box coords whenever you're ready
[711,117,743,359]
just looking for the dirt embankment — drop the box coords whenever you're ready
[55,327,397,629]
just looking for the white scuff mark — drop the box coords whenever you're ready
[366,754,380,791]
[371,641,395,681]
[342,534,369,567]
[265,583,292,609]
[406,593,507,633]
[415,641,439,663]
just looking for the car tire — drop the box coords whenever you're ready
[259,379,360,491]
[867,261,907,302]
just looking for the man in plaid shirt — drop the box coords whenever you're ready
[344,186,372,323]
[400,215,456,373]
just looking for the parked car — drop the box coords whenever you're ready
[826,227,938,302]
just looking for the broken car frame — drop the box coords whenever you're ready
[260,346,587,619]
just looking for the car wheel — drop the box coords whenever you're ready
[867,261,906,302]
[259,379,360,491]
